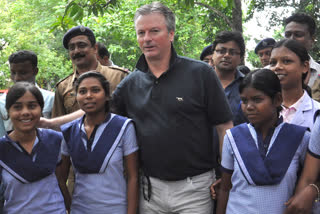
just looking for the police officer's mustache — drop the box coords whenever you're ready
[72,53,86,60]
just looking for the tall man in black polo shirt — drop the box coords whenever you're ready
[112,2,233,213]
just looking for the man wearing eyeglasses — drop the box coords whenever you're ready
[210,32,247,209]
[212,31,247,126]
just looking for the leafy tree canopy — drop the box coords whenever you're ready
[1,0,319,90]
[0,0,72,89]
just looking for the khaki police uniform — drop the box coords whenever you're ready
[312,77,320,102]
[52,62,128,117]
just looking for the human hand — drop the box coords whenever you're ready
[283,185,316,214]
[210,178,221,200]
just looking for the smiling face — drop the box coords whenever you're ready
[213,41,241,74]
[269,46,309,90]
[76,77,108,115]
[68,35,97,71]
[240,87,280,128]
[135,13,174,61]
[9,91,41,134]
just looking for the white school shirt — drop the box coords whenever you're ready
[281,90,320,130]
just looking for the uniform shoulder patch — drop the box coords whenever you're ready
[108,65,130,74]
[55,73,74,87]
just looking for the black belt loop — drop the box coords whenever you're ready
[142,171,152,202]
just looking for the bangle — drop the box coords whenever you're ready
[309,183,320,202]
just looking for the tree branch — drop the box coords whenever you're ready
[102,0,114,8]
[194,2,232,28]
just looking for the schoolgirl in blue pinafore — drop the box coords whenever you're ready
[61,113,137,214]
[0,129,66,214]
[216,69,310,214]
[0,82,66,214]
[285,110,320,213]
[221,121,309,214]
[58,71,138,214]
[269,39,320,213]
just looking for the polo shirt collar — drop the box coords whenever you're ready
[225,69,244,90]
[135,43,178,73]
[236,69,244,78]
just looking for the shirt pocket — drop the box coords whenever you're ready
[63,91,77,113]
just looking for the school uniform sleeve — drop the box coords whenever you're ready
[0,170,4,214]
[221,134,234,173]
[0,118,6,138]
[121,122,138,156]
[299,131,310,165]
[57,144,62,164]
[0,97,6,138]
[61,138,70,156]
[308,115,320,159]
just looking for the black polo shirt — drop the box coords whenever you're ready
[112,47,232,180]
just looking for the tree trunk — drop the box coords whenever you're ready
[232,0,244,64]
[232,0,242,32]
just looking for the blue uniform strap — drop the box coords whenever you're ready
[0,129,62,183]
[314,109,320,123]
[0,165,5,214]
[61,114,129,174]
[229,123,307,185]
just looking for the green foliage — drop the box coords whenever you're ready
[0,0,72,89]
[247,50,261,68]
[53,0,235,70]
[6,0,304,90]
[246,0,320,59]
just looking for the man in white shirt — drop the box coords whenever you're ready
[284,13,320,100]
[0,50,54,137]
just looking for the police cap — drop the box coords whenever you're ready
[200,45,213,60]
[63,25,96,49]
[254,38,276,54]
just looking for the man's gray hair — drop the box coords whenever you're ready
[134,2,176,32]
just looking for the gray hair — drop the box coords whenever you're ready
[134,2,176,32]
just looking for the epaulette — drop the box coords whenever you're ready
[55,72,74,87]
[108,65,130,74]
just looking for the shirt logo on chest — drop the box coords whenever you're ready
[176,97,184,102]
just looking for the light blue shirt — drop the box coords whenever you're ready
[0,132,65,214]
[0,86,54,137]
[309,114,320,156]
[307,114,320,214]
[221,123,309,214]
[61,113,138,214]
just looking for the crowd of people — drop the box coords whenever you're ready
[0,1,319,214]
